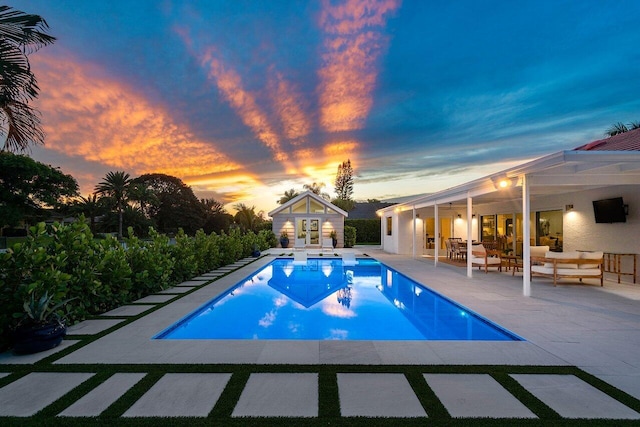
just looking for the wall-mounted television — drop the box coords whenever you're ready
[592,197,627,223]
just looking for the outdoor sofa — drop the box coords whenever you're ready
[531,250,604,286]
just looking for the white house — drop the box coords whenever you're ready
[269,191,348,249]
[377,128,640,295]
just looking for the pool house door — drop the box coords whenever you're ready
[295,218,320,247]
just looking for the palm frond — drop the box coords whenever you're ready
[605,122,628,137]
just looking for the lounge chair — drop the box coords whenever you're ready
[292,251,307,266]
[470,244,502,273]
[342,252,358,266]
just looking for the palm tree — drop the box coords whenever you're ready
[233,203,260,232]
[278,189,299,204]
[629,121,640,130]
[95,171,132,239]
[72,193,104,233]
[605,122,629,137]
[0,6,55,152]
[303,182,330,200]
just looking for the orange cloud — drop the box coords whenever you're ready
[268,72,311,142]
[318,0,400,132]
[200,49,289,162]
[32,52,240,179]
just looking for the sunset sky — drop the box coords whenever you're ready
[20,0,640,214]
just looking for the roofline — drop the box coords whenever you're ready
[376,149,640,214]
[268,190,348,217]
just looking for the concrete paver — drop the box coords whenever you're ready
[123,373,231,417]
[177,280,207,286]
[0,373,9,379]
[133,294,175,304]
[511,374,640,419]
[157,286,195,294]
[338,373,427,417]
[0,372,94,416]
[424,373,536,418]
[232,373,318,417]
[67,319,125,335]
[100,305,154,317]
[0,340,79,365]
[58,373,146,417]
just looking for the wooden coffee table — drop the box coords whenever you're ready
[503,255,523,275]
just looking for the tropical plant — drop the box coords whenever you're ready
[605,122,629,137]
[21,291,75,326]
[278,189,299,204]
[303,182,330,200]
[0,6,55,152]
[70,193,105,232]
[629,121,640,130]
[234,203,263,232]
[201,198,232,234]
[95,171,132,239]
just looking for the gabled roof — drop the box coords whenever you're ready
[268,190,348,217]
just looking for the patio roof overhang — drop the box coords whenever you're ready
[377,150,640,214]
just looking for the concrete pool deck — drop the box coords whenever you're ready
[2,249,640,420]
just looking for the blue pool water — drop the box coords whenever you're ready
[155,258,522,341]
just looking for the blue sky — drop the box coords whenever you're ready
[19,0,640,213]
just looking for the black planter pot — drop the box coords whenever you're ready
[280,237,289,248]
[332,238,338,248]
[12,321,67,355]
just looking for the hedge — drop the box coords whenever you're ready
[0,220,276,351]
[345,219,381,244]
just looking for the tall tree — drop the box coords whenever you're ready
[0,6,55,152]
[278,189,299,205]
[334,159,354,201]
[71,193,105,233]
[0,152,78,227]
[233,203,263,232]
[303,182,330,200]
[201,198,233,234]
[132,173,205,234]
[95,171,132,239]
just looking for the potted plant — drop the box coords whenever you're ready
[251,244,261,257]
[279,231,289,249]
[330,230,338,248]
[12,292,73,355]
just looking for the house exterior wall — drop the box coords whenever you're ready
[272,212,345,248]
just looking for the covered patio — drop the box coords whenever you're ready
[378,130,640,296]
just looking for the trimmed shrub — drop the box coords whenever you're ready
[344,225,357,248]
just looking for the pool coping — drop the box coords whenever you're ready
[54,254,568,366]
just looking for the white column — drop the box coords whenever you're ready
[467,196,473,278]
[434,204,439,266]
[412,207,416,259]
[522,174,531,297]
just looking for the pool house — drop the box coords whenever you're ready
[269,191,348,249]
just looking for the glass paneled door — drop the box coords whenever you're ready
[295,218,320,246]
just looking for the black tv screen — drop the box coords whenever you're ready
[593,197,626,223]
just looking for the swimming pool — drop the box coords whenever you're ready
[155,258,522,341]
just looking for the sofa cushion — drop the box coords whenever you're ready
[471,244,485,254]
[471,256,501,265]
[530,245,550,258]
[580,251,603,269]
[543,251,580,269]
[532,266,601,276]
